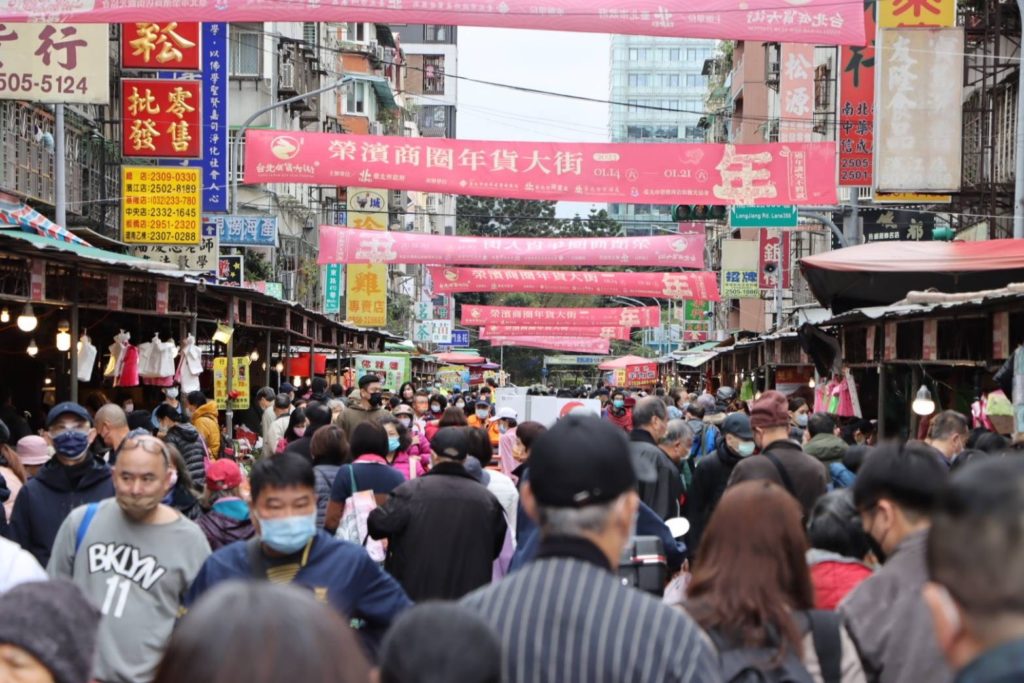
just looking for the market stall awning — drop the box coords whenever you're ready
[677,351,718,368]
[800,240,1024,313]
[0,194,92,247]
[435,352,486,366]
[598,354,653,371]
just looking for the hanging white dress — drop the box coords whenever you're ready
[77,334,97,383]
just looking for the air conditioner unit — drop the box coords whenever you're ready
[374,45,385,62]
[369,121,385,135]
[278,61,296,92]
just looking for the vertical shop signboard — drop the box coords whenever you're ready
[345,188,389,327]
[839,0,876,186]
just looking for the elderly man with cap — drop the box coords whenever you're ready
[368,427,507,601]
[339,374,391,439]
[727,390,828,517]
[461,414,719,683]
[630,397,681,521]
[7,402,114,566]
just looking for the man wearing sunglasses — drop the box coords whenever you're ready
[48,431,210,683]
[7,402,114,566]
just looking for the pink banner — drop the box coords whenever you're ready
[481,326,633,341]
[489,337,611,355]
[462,305,661,328]
[250,132,838,206]
[780,44,816,142]
[0,1,864,44]
[429,266,718,300]
[320,227,704,268]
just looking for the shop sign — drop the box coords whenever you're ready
[158,23,227,212]
[121,166,201,244]
[758,229,791,290]
[839,0,876,186]
[218,254,243,287]
[922,319,937,360]
[107,274,123,311]
[779,44,815,142]
[884,321,897,360]
[721,239,760,299]
[323,263,342,315]
[0,23,109,103]
[29,259,45,301]
[414,319,452,345]
[354,355,410,392]
[729,205,798,228]
[345,188,388,327]
[217,215,279,247]
[122,77,202,158]
[993,311,1009,359]
[131,215,217,270]
[155,280,169,315]
[213,357,250,410]
[121,21,201,70]
[879,0,957,27]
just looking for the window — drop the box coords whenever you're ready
[230,29,263,77]
[629,48,639,61]
[628,99,640,113]
[686,73,705,88]
[686,48,698,61]
[635,204,652,215]
[628,73,651,87]
[422,55,445,94]
[669,48,681,61]
[303,22,318,49]
[666,99,679,110]
[424,25,449,42]
[345,22,368,42]
[661,73,681,88]
[346,81,368,114]
[686,98,703,111]
[685,125,704,140]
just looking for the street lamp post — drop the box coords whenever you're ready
[230,75,356,216]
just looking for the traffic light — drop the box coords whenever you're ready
[932,226,956,241]
[671,205,727,221]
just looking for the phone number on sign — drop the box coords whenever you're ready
[0,73,89,95]
[124,230,199,243]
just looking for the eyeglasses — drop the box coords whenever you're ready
[121,435,171,466]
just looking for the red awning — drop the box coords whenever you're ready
[800,240,1024,312]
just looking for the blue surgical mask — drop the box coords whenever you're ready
[388,436,401,453]
[258,512,317,554]
[737,441,756,457]
[613,399,625,409]
[498,423,509,434]
[796,414,808,428]
[52,430,90,460]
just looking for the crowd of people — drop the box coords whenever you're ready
[0,373,1020,683]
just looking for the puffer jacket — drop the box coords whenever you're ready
[808,548,873,610]
[391,432,430,480]
[313,464,340,528]
[190,401,221,459]
[687,439,744,558]
[196,498,256,550]
[805,433,849,465]
[164,423,207,489]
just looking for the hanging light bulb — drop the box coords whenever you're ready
[808,377,816,388]
[55,318,71,352]
[912,385,935,416]
[17,303,37,332]
[275,361,284,373]
[43,376,52,385]
[0,307,9,323]
[292,375,302,387]
[26,339,38,357]
[249,349,260,362]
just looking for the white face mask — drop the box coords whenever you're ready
[165,388,179,399]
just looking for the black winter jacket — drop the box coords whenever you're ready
[164,424,207,489]
[368,461,507,601]
[6,457,114,566]
[631,430,683,521]
[687,439,744,558]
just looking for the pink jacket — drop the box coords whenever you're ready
[391,432,430,480]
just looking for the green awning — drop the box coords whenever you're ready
[676,341,721,355]
[0,229,178,270]
[349,74,397,110]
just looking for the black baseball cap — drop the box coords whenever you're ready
[45,402,93,428]
[431,427,469,461]
[528,414,656,508]
[721,413,754,440]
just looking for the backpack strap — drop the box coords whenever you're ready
[806,610,842,683]
[763,451,797,499]
[74,502,100,554]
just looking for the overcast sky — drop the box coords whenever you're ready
[456,28,610,218]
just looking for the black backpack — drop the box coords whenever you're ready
[709,610,842,683]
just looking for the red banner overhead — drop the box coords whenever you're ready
[480,326,633,341]
[319,227,704,268]
[462,305,661,328]
[489,337,611,355]
[250,132,838,206]
[429,266,718,300]
[1,1,865,44]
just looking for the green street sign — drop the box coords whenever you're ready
[729,205,798,228]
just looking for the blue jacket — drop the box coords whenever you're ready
[184,531,411,652]
[830,462,857,489]
[6,457,113,566]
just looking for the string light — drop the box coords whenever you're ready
[56,319,71,352]
[26,339,38,357]
[0,307,9,323]
[17,304,37,332]
[912,385,935,416]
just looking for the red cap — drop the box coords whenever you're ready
[206,459,243,492]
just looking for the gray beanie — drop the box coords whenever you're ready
[0,579,101,683]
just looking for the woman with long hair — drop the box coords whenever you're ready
[684,481,866,683]
[425,405,466,441]
[397,382,417,406]
[276,408,307,455]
